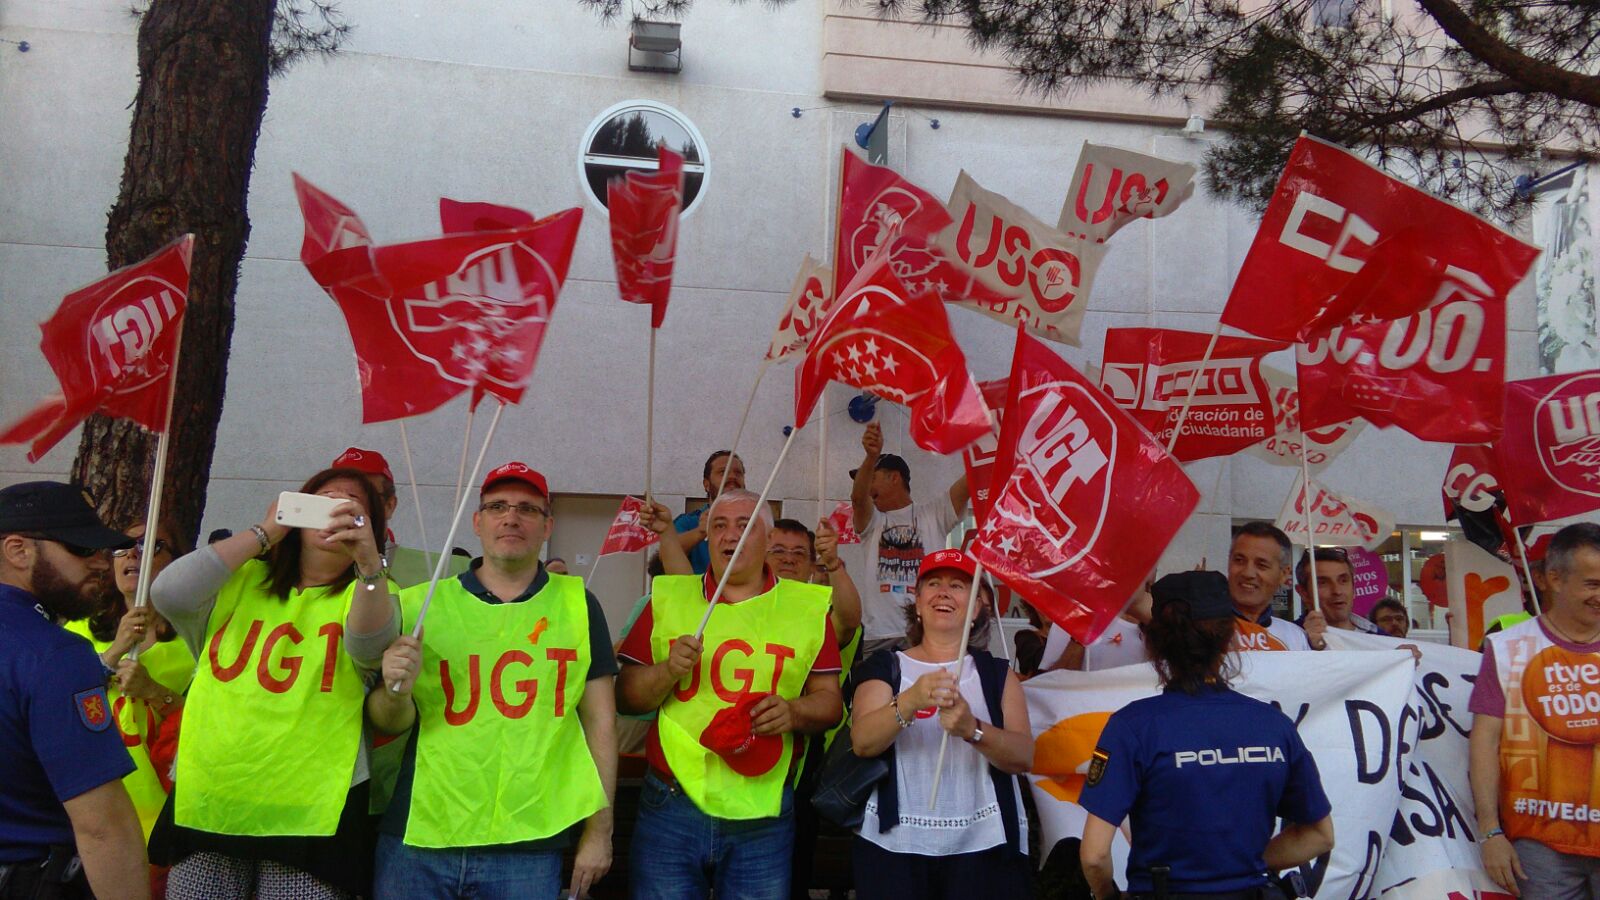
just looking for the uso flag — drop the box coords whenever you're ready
[1496,371,1600,525]
[794,245,990,455]
[971,327,1200,645]
[1058,142,1196,242]
[608,145,684,329]
[1099,327,1285,461]
[295,175,582,422]
[1,234,193,462]
[599,496,661,556]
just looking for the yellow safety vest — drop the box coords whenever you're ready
[398,574,606,848]
[650,575,830,820]
[176,561,367,836]
[62,621,195,837]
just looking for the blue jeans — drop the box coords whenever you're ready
[374,833,563,899]
[630,771,794,900]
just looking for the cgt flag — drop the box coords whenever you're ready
[794,246,990,455]
[1099,327,1285,461]
[1058,142,1196,242]
[295,174,582,422]
[1441,443,1517,556]
[1222,134,1539,344]
[764,255,833,364]
[608,145,684,329]
[971,327,1200,645]
[2,234,193,462]
[937,170,1107,345]
[599,496,661,556]
[1497,371,1600,525]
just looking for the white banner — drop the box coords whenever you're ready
[1058,142,1197,242]
[1027,652,1417,900]
[1276,473,1396,551]
[764,254,832,364]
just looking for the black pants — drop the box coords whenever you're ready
[0,851,91,900]
[852,835,1031,900]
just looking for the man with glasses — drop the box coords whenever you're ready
[0,481,149,900]
[767,519,861,651]
[356,462,619,899]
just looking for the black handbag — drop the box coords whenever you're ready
[809,652,899,829]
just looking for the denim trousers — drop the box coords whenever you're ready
[629,771,794,900]
[373,832,564,899]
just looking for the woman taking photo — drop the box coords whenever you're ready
[848,549,1034,898]
[149,467,391,900]
[1079,571,1335,900]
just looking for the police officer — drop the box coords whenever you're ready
[1078,571,1335,900]
[0,482,149,900]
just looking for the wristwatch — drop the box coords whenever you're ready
[965,723,985,744]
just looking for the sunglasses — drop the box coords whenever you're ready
[20,534,101,558]
[112,539,172,559]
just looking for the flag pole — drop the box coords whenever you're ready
[1512,527,1537,607]
[1297,430,1320,622]
[1164,320,1224,456]
[646,324,657,500]
[397,419,434,571]
[817,386,828,524]
[395,400,506,689]
[128,319,185,664]
[717,362,767,499]
[451,404,477,522]
[928,560,986,809]
[694,423,804,639]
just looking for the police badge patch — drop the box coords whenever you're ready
[74,687,112,732]
[1086,748,1109,786]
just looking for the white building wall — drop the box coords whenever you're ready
[0,0,1541,630]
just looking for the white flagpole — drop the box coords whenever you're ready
[1297,430,1320,622]
[928,560,986,809]
[397,419,433,571]
[817,386,828,524]
[397,401,506,690]
[1512,527,1537,608]
[127,319,185,664]
[450,404,477,521]
[646,324,657,501]
[717,363,767,499]
[694,424,804,640]
[1164,320,1224,457]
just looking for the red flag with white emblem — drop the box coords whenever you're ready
[1496,371,1600,525]
[765,255,833,364]
[295,175,582,422]
[970,327,1200,644]
[1099,327,1286,461]
[794,247,990,455]
[1,234,193,462]
[826,500,862,545]
[608,146,683,329]
[962,379,1010,523]
[1246,366,1366,468]
[599,496,662,556]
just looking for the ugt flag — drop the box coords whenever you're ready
[1223,134,1539,343]
[2,234,193,462]
[295,175,582,422]
[794,246,989,455]
[1098,327,1285,461]
[970,327,1200,645]
[599,496,661,556]
[608,145,684,328]
[1496,371,1600,525]
[1057,142,1196,242]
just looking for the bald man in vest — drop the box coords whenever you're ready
[617,488,843,900]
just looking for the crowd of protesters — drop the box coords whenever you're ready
[2,425,1597,900]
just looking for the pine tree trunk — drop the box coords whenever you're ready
[71,0,277,544]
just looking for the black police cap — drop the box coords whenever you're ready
[0,481,133,550]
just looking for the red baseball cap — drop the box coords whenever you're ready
[918,548,978,581]
[481,461,549,499]
[333,447,394,483]
[699,692,783,777]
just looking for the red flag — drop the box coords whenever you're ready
[970,328,1200,644]
[962,379,1010,524]
[833,147,1016,310]
[1441,444,1503,519]
[439,198,536,233]
[1246,366,1365,468]
[599,496,661,556]
[1222,135,1538,344]
[1,235,193,462]
[295,175,582,422]
[794,247,990,455]
[1098,327,1286,461]
[608,146,683,328]
[1496,371,1600,525]
[826,500,861,545]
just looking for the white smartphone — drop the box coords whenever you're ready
[274,491,343,531]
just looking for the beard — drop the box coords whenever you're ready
[31,555,106,621]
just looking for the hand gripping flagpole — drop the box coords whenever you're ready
[646,324,658,501]
[716,363,767,499]
[128,319,185,664]
[928,560,986,809]
[393,400,505,691]
[1164,320,1224,457]
[693,424,804,640]
[396,419,435,572]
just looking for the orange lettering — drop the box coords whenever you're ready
[671,638,702,702]
[256,622,304,694]
[766,643,796,693]
[712,639,755,702]
[490,650,536,718]
[441,656,481,726]
[547,647,577,717]
[317,622,342,693]
[208,616,261,682]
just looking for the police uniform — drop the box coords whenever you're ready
[0,482,137,898]
[1079,573,1332,899]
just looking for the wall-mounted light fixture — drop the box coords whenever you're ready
[629,20,681,74]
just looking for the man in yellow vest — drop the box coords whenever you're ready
[359,462,618,899]
[617,488,844,900]
[1469,522,1600,899]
